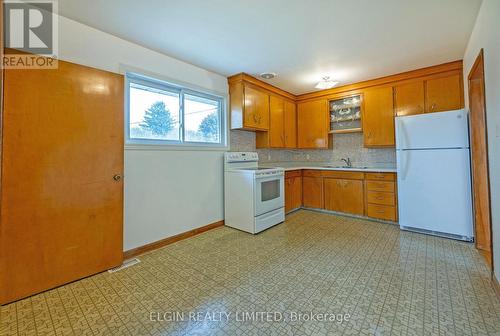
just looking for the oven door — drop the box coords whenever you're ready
[254,174,284,216]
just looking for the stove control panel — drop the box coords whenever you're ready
[225,152,259,163]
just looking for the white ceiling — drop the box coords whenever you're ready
[58,0,482,95]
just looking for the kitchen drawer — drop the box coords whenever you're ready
[367,204,397,221]
[321,170,364,180]
[366,181,395,193]
[365,172,396,181]
[285,170,302,179]
[366,191,395,206]
[302,169,323,177]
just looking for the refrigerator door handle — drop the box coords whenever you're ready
[401,150,410,181]
[400,120,410,149]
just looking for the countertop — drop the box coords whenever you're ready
[259,162,397,173]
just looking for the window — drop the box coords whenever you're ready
[126,73,226,147]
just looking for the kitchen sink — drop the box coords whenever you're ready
[322,165,369,169]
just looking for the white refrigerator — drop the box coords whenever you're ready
[395,109,473,241]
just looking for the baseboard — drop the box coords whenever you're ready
[300,207,398,225]
[123,220,224,259]
[493,273,500,301]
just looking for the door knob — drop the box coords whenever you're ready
[113,174,123,182]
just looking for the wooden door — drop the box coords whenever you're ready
[394,81,425,116]
[297,99,328,148]
[269,95,285,147]
[468,50,492,267]
[425,73,462,113]
[324,179,364,215]
[243,85,269,130]
[283,100,297,148]
[363,86,395,147]
[285,176,302,213]
[302,176,323,208]
[0,60,124,304]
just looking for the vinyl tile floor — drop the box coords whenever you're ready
[1,210,500,336]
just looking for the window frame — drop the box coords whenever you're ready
[125,72,227,150]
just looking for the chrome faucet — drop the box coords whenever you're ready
[341,157,352,168]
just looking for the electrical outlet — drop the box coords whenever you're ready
[306,154,310,160]
[267,154,271,161]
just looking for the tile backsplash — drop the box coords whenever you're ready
[230,130,396,167]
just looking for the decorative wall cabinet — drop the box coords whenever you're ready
[329,95,362,133]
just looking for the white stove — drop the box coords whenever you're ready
[224,152,285,234]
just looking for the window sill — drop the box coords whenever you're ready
[125,143,229,152]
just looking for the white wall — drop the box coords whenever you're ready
[57,16,228,251]
[463,0,500,278]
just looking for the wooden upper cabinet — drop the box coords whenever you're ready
[297,99,328,148]
[394,81,425,116]
[243,85,270,130]
[362,86,395,147]
[425,73,463,113]
[269,95,285,147]
[256,95,296,148]
[284,100,297,148]
[229,81,269,131]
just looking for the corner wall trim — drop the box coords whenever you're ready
[493,273,500,301]
[123,220,224,259]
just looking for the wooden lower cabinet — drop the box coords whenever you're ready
[367,204,397,221]
[366,190,396,206]
[285,170,302,213]
[302,176,324,209]
[365,173,398,221]
[283,169,398,222]
[324,178,364,215]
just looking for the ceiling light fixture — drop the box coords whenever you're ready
[315,76,339,89]
[260,72,277,79]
